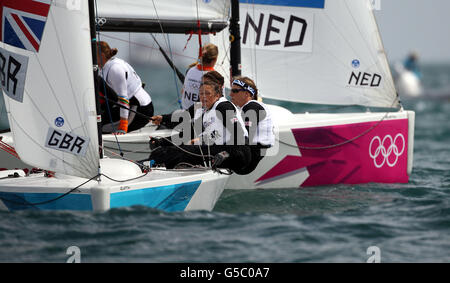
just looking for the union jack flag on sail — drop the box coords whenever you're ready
[0,0,51,52]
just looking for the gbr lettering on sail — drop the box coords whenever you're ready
[241,5,314,53]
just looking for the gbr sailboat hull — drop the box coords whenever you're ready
[0,159,228,212]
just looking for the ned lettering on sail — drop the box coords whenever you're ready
[348,72,382,87]
[243,13,307,48]
[241,6,314,53]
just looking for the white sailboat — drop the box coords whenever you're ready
[224,0,416,189]
[103,0,415,190]
[1,0,416,191]
[0,0,228,212]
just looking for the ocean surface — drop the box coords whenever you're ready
[0,64,449,263]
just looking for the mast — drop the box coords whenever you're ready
[230,0,242,77]
[88,0,104,159]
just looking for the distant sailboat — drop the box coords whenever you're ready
[394,52,423,98]
[0,0,228,212]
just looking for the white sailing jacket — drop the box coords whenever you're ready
[101,57,151,118]
[201,97,248,145]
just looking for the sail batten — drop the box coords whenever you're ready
[240,0,399,108]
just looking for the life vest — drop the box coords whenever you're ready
[201,97,248,145]
[241,100,275,147]
[182,65,214,110]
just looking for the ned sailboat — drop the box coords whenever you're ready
[0,0,228,212]
[0,0,416,191]
[103,0,416,190]
[223,0,415,189]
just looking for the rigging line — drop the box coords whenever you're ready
[191,109,211,167]
[100,34,196,61]
[94,0,124,157]
[103,144,151,155]
[150,33,185,83]
[20,87,97,170]
[257,33,393,103]
[0,143,19,159]
[0,139,19,159]
[152,135,214,159]
[104,96,155,120]
[342,0,390,82]
[195,0,202,59]
[166,34,182,107]
[312,39,396,101]
[365,0,398,98]
[151,166,210,173]
[322,7,364,67]
[277,99,399,150]
[100,171,149,183]
[8,115,98,177]
[0,173,101,208]
[150,0,182,109]
[33,8,97,166]
[0,136,17,152]
[240,1,258,84]
[219,2,231,75]
[0,96,6,123]
[46,8,89,137]
[319,3,395,103]
[251,0,258,83]
[194,0,210,167]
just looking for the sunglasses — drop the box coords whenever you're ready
[231,88,245,93]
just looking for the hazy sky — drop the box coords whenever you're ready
[374,0,450,63]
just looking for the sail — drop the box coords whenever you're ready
[240,0,399,108]
[0,0,99,179]
[0,94,8,131]
[96,0,230,33]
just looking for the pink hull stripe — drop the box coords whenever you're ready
[256,119,409,187]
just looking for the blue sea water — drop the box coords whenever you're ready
[0,64,449,263]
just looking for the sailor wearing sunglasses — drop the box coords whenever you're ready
[230,77,275,174]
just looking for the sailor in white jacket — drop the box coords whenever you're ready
[150,80,253,174]
[230,77,275,174]
[98,41,153,134]
[181,43,218,109]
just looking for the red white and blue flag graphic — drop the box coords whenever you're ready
[0,0,51,52]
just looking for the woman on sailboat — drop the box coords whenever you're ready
[230,77,275,174]
[149,79,253,174]
[97,41,154,135]
[181,43,219,109]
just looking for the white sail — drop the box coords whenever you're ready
[0,0,99,179]
[240,0,399,108]
[96,0,230,22]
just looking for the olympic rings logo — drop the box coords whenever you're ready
[369,134,405,168]
[95,17,107,26]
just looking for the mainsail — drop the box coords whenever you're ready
[240,0,399,108]
[0,0,99,179]
[95,0,230,33]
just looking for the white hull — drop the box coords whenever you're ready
[0,105,415,190]
[227,107,415,189]
[0,159,228,212]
